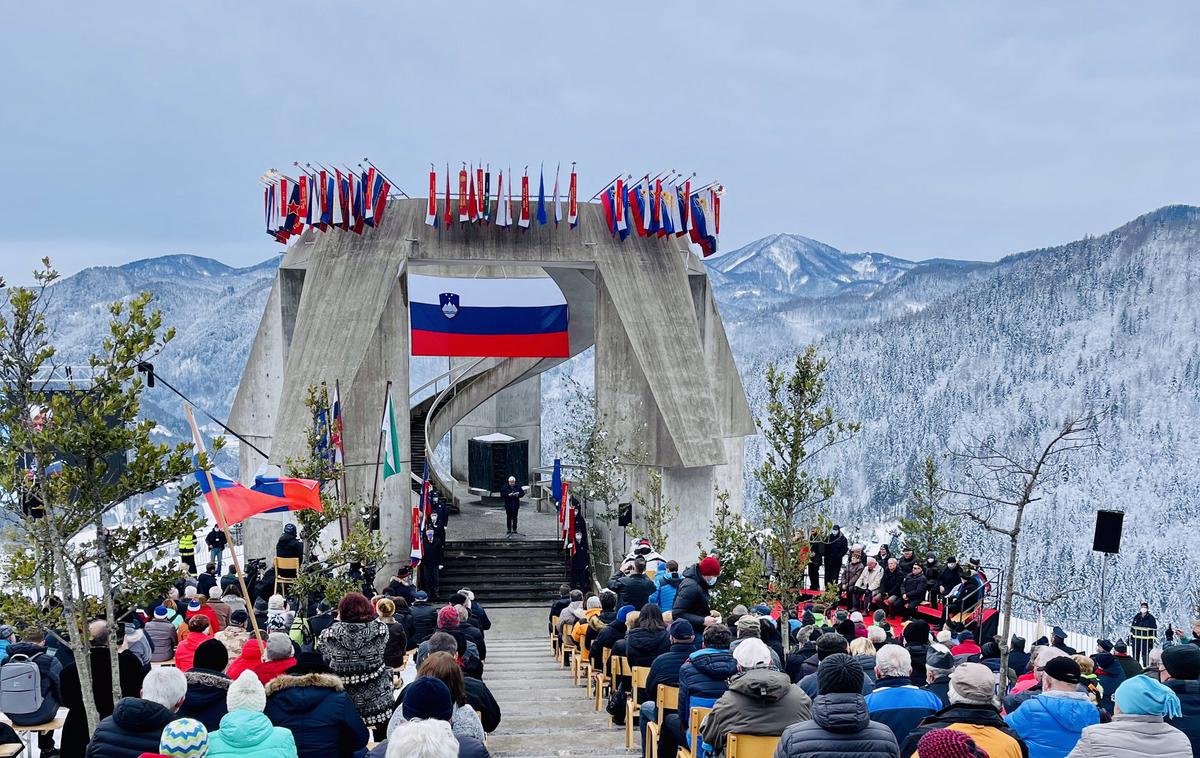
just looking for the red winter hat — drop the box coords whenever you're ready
[916,729,989,758]
[699,556,721,577]
[437,605,461,629]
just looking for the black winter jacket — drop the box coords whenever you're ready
[672,565,713,635]
[591,621,626,668]
[625,627,671,668]
[881,569,904,598]
[899,573,925,602]
[410,603,438,644]
[644,642,695,697]
[84,697,178,758]
[59,647,145,758]
[264,671,369,758]
[904,644,929,687]
[178,668,230,731]
[609,571,656,611]
[381,619,408,667]
[1166,678,1200,757]
[775,693,900,758]
[465,675,502,733]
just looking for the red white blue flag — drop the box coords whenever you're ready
[409,273,569,357]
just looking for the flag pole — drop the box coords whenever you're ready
[369,380,392,517]
[185,404,268,659]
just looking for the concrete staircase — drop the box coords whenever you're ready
[441,539,567,604]
[485,607,634,758]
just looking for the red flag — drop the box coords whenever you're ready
[458,168,469,222]
[518,173,531,228]
[567,167,578,227]
[426,169,437,226]
[374,180,390,223]
[467,168,478,222]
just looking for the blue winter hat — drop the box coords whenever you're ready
[616,605,635,624]
[187,599,202,612]
[1114,674,1182,718]
[402,676,454,721]
[415,591,428,601]
[752,604,771,617]
[958,630,974,642]
[154,605,169,619]
[668,619,695,640]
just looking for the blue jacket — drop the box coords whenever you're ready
[264,672,368,758]
[209,709,298,758]
[650,571,682,612]
[1004,692,1099,758]
[0,638,10,666]
[677,648,739,735]
[863,676,942,745]
[1165,678,1200,757]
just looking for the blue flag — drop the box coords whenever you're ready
[551,457,563,508]
[536,165,547,225]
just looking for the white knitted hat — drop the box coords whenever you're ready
[227,670,266,712]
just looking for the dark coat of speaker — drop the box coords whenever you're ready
[467,437,528,493]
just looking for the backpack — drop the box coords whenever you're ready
[1,653,44,716]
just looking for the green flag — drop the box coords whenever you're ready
[382,391,401,480]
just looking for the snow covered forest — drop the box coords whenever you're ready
[33,204,1200,634]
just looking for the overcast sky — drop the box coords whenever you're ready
[2,2,1197,283]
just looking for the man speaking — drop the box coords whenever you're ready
[501,475,525,536]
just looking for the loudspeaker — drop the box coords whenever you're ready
[618,502,633,527]
[1092,510,1124,554]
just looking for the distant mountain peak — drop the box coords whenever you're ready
[706,232,917,301]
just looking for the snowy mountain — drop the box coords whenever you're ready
[30,206,1200,633]
[706,233,917,308]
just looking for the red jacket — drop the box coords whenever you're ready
[951,640,981,657]
[225,638,295,684]
[186,605,221,633]
[174,631,213,672]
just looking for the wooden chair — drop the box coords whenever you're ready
[559,622,577,667]
[607,656,630,724]
[625,665,651,749]
[589,646,611,703]
[677,706,712,758]
[573,636,592,686]
[726,734,780,758]
[550,615,560,655]
[645,684,679,758]
[273,556,300,596]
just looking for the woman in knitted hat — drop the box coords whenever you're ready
[673,556,721,636]
[319,592,393,735]
[178,638,232,730]
[915,728,990,758]
[208,670,297,758]
[375,597,409,668]
[1065,674,1191,757]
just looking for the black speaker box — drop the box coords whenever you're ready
[618,502,633,527]
[1092,510,1124,554]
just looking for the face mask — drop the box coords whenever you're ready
[832,529,840,535]
[704,575,717,586]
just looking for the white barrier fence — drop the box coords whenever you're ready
[1005,615,1099,655]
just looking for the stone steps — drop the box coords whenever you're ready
[483,605,635,758]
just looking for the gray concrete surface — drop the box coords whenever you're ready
[484,606,634,758]
[229,198,751,570]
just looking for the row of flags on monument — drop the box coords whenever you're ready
[600,177,722,256]
[265,167,392,244]
[424,163,579,230]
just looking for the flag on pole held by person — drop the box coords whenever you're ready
[551,457,563,507]
[188,416,322,527]
[382,391,401,479]
[412,462,429,565]
[561,482,573,549]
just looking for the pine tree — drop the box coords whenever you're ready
[755,346,859,614]
[701,489,765,611]
[897,456,959,559]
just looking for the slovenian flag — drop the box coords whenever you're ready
[409,273,569,357]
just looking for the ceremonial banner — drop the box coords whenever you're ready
[409,273,569,357]
[426,169,438,226]
[567,167,578,227]
[518,173,531,228]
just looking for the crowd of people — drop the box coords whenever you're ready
[0,540,503,758]
[549,537,1200,758]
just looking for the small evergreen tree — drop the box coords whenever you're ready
[755,347,859,614]
[897,456,959,559]
[700,489,765,612]
[630,468,679,553]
